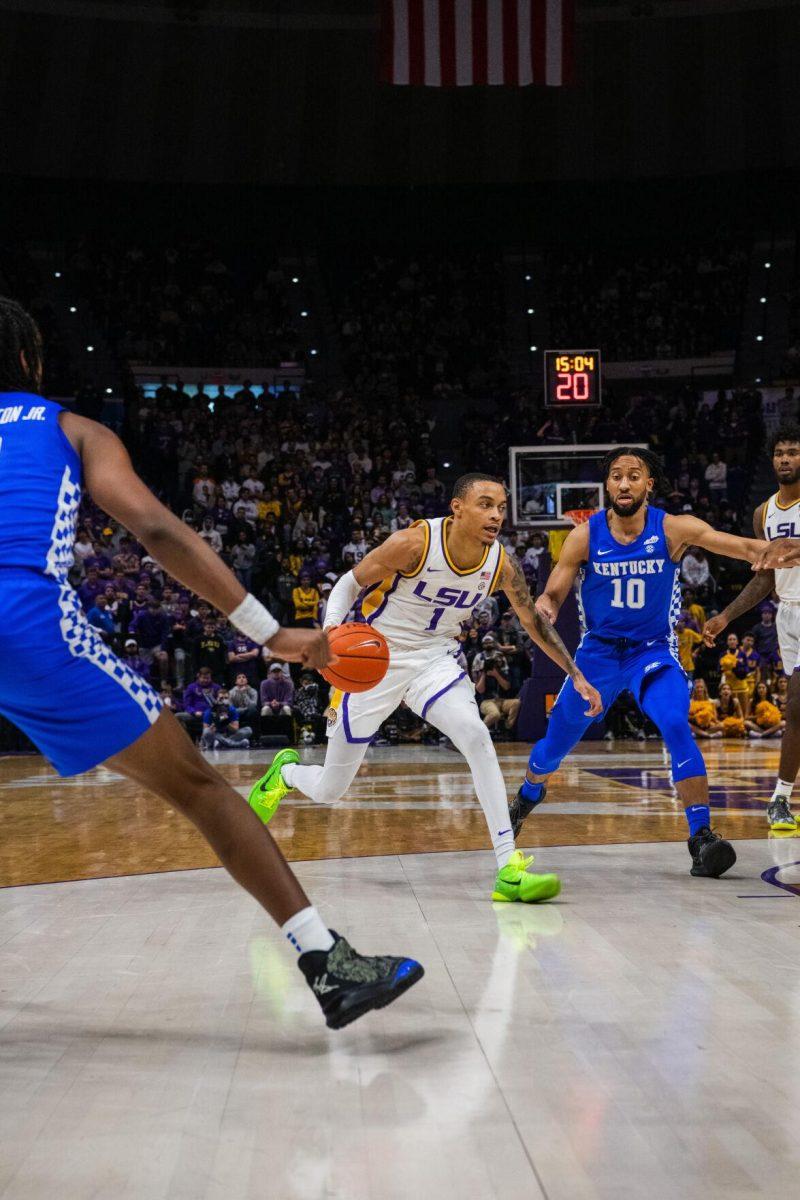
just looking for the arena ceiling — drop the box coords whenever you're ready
[0,0,793,24]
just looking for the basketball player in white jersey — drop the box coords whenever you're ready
[248,473,602,903]
[704,425,800,830]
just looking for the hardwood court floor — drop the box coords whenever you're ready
[2,840,800,1200]
[1,741,799,1199]
[0,740,782,888]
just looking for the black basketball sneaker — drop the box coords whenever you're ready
[687,827,736,878]
[298,932,424,1029]
[508,785,547,839]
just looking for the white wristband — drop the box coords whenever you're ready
[229,593,280,646]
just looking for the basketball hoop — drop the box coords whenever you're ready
[563,508,596,526]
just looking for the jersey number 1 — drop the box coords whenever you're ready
[610,578,645,609]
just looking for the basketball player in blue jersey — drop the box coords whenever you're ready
[510,446,772,879]
[0,296,423,1029]
[248,473,602,903]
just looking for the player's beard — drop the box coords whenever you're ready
[776,466,800,486]
[609,494,646,518]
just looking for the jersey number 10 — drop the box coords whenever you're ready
[610,578,645,609]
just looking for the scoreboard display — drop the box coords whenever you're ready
[544,350,602,408]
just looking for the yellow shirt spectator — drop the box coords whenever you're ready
[676,626,703,674]
[261,497,281,519]
[292,585,320,624]
[686,601,706,631]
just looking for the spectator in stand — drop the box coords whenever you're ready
[201,688,252,750]
[704,452,727,501]
[176,667,221,741]
[198,515,222,554]
[192,619,228,681]
[129,596,171,683]
[231,529,256,589]
[192,464,216,509]
[750,605,781,676]
[317,579,333,626]
[86,594,115,641]
[233,486,258,526]
[226,631,260,686]
[157,682,181,713]
[495,610,526,692]
[260,663,295,735]
[293,669,325,743]
[680,546,713,602]
[229,672,259,737]
[292,571,320,628]
[473,636,520,736]
[342,527,368,563]
[738,633,761,709]
[73,526,95,571]
[122,638,151,681]
[78,565,105,611]
[675,616,703,680]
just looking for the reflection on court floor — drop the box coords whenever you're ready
[0,740,788,888]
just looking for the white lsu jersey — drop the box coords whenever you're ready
[762,493,800,602]
[358,517,506,650]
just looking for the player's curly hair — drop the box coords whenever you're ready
[770,424,800,454]
[0,297,42,393]
[601,446,669,497]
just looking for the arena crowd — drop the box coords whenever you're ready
[4,237,787,749]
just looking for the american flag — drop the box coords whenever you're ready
[380,0,575,88]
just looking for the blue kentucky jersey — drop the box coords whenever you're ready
[578,505,681,642]
[0,392,82,579]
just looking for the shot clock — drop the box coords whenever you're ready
[544,350,602,407]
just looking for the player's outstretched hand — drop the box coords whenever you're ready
[266,627,338,670]
[702,614,727,646]
[575,673,603,717]
[752,537,800,571]
[535,594,558,624]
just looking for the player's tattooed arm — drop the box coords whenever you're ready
[501,554,602,715]
[702,504,775,645]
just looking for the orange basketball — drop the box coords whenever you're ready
[321,622,390,693]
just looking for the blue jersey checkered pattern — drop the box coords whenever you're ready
[579,505,681,644]
[0,391,161,775]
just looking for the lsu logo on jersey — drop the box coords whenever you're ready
[770,521,800,539]
[412,581,484,609]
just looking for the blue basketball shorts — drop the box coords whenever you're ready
[530,632,702,782]
[0,573,162,776]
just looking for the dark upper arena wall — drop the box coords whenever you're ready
[0,1,797,185]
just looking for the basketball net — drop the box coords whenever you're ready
[563,508,597,526]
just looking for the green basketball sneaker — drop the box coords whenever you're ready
[248,748,299,825]
[491,850,561,904]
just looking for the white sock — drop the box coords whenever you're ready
[425,690,517,870]
[771,778,794,804]
[281,906,334,955]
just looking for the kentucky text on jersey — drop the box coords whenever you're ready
[578,505,681,645]
[591,559,667,577]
